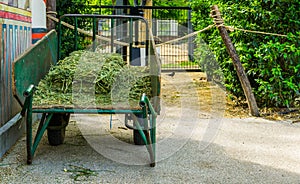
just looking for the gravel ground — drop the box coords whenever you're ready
[1,72,300,183]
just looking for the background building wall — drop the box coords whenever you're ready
[0,1,32,158]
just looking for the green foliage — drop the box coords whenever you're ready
[153,0,189,23]
[191,0,300,108]
[57,0,95,58]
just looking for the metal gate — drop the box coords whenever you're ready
[94,5,200,71]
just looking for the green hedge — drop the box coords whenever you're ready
[191,0,300,108]
[57,0,94,59]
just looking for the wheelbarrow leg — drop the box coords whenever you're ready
[145,130,155,167]
[23,85,53,164]
[133,111,156,167]
[32,114,53,156]
[33,113,46,144]
[138,94,157,167]
[22,85,34,164]
[149,114,156,167]
[26,109,53,164]
[26,98,33,164]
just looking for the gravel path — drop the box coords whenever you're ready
[1,73,300,183]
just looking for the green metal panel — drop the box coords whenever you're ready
[12,30,58,106]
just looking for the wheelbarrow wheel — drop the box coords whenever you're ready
[47,113,70,146]
[132,113,147,145]
[134,129,147,145]
[134,129,153,145]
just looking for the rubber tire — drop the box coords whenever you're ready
[134,129,147,145]
[133,113,147,145]
[47,113,70,146]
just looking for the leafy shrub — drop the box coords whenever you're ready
[191,0,300,108]
[57,0,94,58]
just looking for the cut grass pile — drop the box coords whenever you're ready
[33,50,152,107]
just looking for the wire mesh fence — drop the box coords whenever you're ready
[94,6,200,71]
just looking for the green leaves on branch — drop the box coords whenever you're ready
[192,0,300,108]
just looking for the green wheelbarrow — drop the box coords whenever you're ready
[12,14,161,167]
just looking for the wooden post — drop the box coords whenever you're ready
[211,5,260,117]
[46,0,56,31]
[144,0,152,29]
[139,0,152,43]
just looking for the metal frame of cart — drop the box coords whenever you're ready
[12,15,161,167]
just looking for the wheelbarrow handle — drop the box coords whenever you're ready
[23,84,35,97]
[140,93,157,118]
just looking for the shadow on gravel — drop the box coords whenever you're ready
[1,121,300,184]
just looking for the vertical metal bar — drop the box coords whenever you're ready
[122,19,128,62]
[168,43,170,69]
[178,9,182,69]
[150,114,156,167]
[92,16,97,51]
[140,95,156,167]
[187,9,193,65]
[58,19,62,60]
[145,20,149,66]
[21,98,29,117]
[110,18,114,53]
[26,94,33,164]
[129,18,133,63]
[74,17,78,50]
[134,19,139,45]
